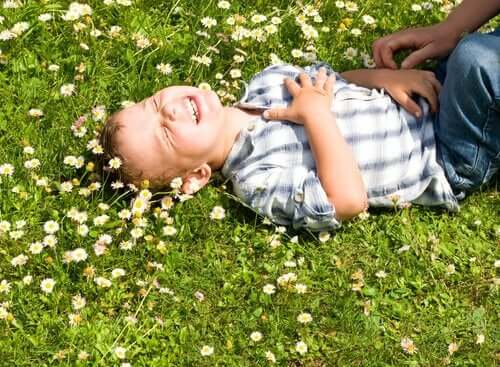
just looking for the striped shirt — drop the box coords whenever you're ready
[221,63,458,230]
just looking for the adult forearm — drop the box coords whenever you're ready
[303,112,367,220]
[444,0,500,36]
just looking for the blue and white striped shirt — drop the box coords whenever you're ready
[221,63,458,230]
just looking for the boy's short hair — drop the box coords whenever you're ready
[99,112,181,190]
[99,113,140,186]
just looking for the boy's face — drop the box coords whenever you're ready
[114,86,225,182]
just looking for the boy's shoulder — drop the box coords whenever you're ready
[246,62,336,86]
[236,62,392,113]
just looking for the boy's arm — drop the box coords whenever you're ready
[340,69,388,90]
[340,68,442,117]
[263,68,367,220]
[302,108,368,220]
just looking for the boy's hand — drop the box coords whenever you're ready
[382,69,442,117]
[263,67,335,124]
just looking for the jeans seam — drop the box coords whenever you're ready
[490,99,500,170]
[476,103,498,183]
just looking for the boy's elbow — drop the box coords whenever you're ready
[330,191,368,221]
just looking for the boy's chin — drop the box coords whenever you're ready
[207,89,222,107]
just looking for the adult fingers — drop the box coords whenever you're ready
[263,107,289,121]
[379,39,399,70]
[401,43,437,69]
[298,72,313,88]
[372,38,384,68]
[283,78,301,96]
[372,37,388,68]
[380,29,428,69]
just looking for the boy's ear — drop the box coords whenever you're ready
[181,163,211,194]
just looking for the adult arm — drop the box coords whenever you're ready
[372,0,500,69]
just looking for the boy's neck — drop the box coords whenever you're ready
[211,106,261,170]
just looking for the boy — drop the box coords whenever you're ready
[99,35,498,231]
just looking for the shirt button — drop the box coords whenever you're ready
[294,191,304,203]
[247,122,256,131]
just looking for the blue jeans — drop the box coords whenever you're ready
[434,29,500,196]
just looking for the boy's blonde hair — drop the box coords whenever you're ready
[99,113,177,189]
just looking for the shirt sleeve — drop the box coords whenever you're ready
[239,166,341,231]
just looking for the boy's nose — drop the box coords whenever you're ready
[160,104,177,121]
[167,106,177,119]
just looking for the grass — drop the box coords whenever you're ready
[0,0,499,365]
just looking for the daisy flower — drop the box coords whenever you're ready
[217,1,230,9]
[72,294,86,310]
[60,83,75,97]
[200,345,214,356]
[114,346,127,359]
[108,157,122,169]
[295,341,308,355]
[0,163,14,176]
[40,278,56,293]
[11,254,28,267]
[401,337,417,354]
[318,231,330,242]
[297,312,313,324]
[265,351,276,363]
[156,63,173,75]
[250,331,263,342]
[263,284,276,295]
[201,16,217,28]
[209,206,225,220]
[38,13,53,22]
[28,108,44,118]
[43,220,59,234]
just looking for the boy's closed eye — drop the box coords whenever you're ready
[152,97,162,112]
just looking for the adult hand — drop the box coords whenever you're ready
[372,23,462,69]
[263,67,335,124]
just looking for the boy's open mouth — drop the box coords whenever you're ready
[185,97,200,124]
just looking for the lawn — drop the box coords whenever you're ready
[0,0,499,366]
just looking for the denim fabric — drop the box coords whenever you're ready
[434,30,500,195]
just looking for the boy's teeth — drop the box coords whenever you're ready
[185,98,199,123]
[190,99,199,121]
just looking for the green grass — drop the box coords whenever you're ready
[0,0,499,365]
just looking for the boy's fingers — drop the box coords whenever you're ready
[283,78,301,96]
[395,91,422,117]
[415,83,438,113]
[315,67,327,88]
[298,72,313,87]
[263,108,288,120]
[325,74,335,93]
[427,73,442,95]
